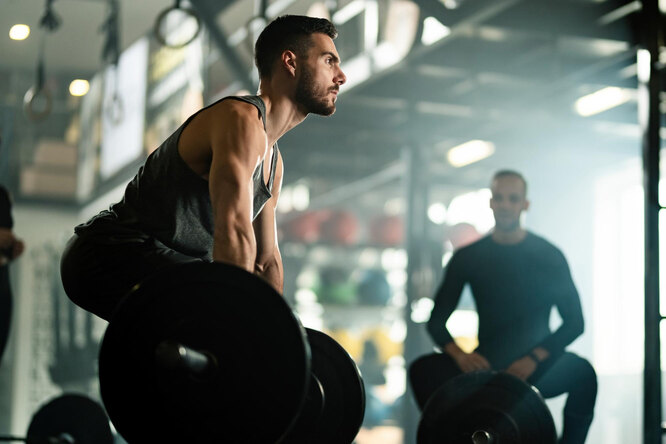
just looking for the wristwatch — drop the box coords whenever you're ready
[528,350,541,364]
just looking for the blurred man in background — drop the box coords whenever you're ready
[411,170,597,444]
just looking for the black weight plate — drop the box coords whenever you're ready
[27,394,113,444]
[99,262,310,444]
[283,328,365,444]
[417,371,556,444]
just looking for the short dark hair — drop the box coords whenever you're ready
[491,170,528,195]
[254,15,338,79]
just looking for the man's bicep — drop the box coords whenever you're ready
[552,255,585,326]
[429,255,467,320]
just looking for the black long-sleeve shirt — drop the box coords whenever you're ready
[0,187,12,229]
[427,232,584,368]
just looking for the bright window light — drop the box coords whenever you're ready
[69,79,90,97]
[9,24,30,41]
[332,0,365,25]
[277,187,293,213]
[306,2,331,19]
[446,309,479,338]
[447,140,495,168]
[340,54,372,89]
[364,0,378,50]
[637,49,651,83]
[447,188,494,234]
[384,197,404,215]
[421,17,451,46]
[411,298,434,323]
[427,202,448,225]
[292,184,310,211]
[574,86,634,117]
[381,248,408,270]
[372,41,401,69]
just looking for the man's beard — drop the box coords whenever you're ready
[295,67,336,116]
[494,216,520,233]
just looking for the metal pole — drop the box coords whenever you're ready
[640,1,663,443]
[403,145,431,444]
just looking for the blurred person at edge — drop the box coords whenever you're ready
[0,185,25,366]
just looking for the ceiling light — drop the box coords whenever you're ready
[447,140,495,167]
[427,202,448,224]
[9,24,30,41]
[69,79,90,97]
[574,86,634,117]
[421,17,451,46]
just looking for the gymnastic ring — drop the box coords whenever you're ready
[105,92,124,126]
[153,4,201,49]
[23,86,53,122]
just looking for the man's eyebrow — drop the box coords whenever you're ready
[322,51,340,63]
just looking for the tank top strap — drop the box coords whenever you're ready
[267,144,279,191]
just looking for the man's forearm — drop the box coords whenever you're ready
[444,341,465,357]
[213,229,257,273]
[255,254,283,294]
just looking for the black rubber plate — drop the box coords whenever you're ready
[99,262,310,444]
[27,394,114,444]
[282,328,365,444]
[417,371,557,444]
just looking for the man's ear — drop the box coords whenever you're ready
[281,50,298,77]
[523,199,530,211]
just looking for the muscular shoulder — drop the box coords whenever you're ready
[207,99,264,136]
[525,232,567,264]
[448,235,491,265]
[203,98,268,166]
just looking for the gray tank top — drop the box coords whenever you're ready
[75,95,279,261]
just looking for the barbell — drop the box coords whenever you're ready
[0,394,113,444]
[417,370,557,444]
[97,261,365,443]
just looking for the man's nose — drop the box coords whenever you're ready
[336,67,347,85]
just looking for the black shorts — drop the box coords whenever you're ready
[60,234,203,321]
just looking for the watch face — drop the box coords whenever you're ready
[0,246,12,263]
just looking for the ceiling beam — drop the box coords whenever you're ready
[190,0,255,91]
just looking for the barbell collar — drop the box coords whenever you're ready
[472,430,493,444]
[155,340,217,380]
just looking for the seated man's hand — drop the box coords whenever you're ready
[505,356,537,381]
[0,229,14,250]
[11,239,24,260]
[450,350,492,373]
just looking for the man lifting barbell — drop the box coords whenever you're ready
[59,15,364,443]
[60,15,347,320]
[411,171,598,444]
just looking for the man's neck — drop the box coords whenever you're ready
[257,85,307,146]
[491,227,527,245]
